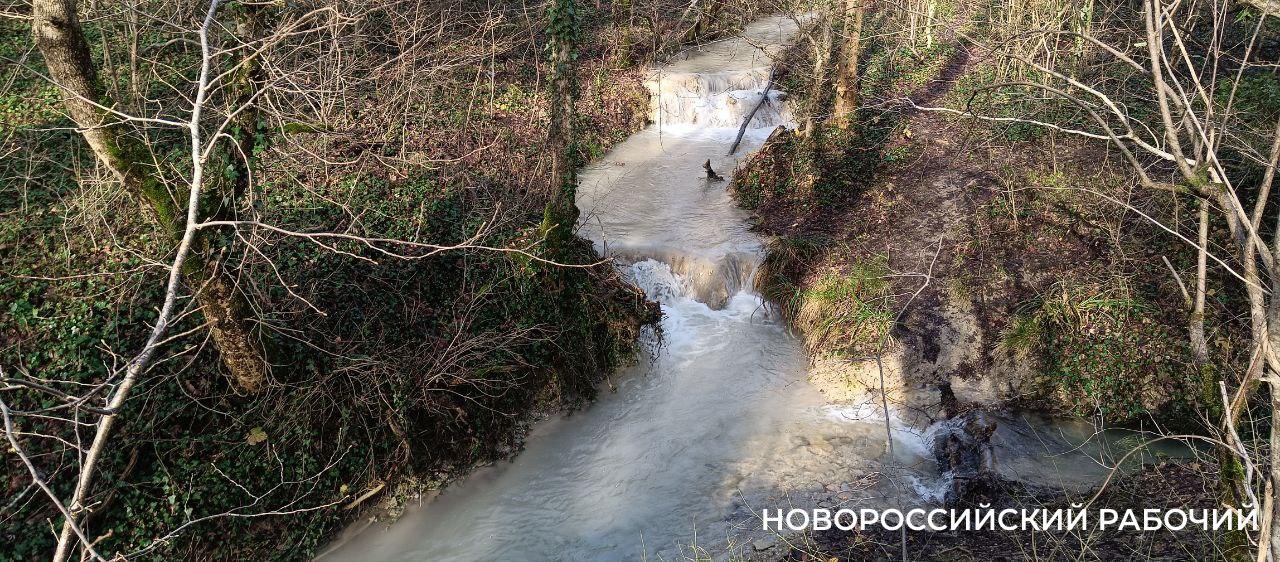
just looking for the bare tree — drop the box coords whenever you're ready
[11,1,591,559]
[32,0,270,393]
[830,0,865,125]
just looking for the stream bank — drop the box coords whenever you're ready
[0,4,762,559]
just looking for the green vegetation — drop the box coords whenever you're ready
[1,129,654,561]
[0,0,762,557]
[732,10,952,214]
[730,129,797,209]
[791,256,896,357]
[757,240,895,358]
[729,0,1262,429]
[954,153,1241,424]
[1002,282,1199,419]
[5,0,1279,558]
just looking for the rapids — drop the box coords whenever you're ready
[319,16,1182,562]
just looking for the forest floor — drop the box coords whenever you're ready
[0,5,762,558]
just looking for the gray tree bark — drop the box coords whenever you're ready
[830,0,865,127]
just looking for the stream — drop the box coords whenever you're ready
[320,16,1182,561]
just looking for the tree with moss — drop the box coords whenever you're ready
[32,0,268,394]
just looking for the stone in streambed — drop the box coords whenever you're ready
[752,536,777,551]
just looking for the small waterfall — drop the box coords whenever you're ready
[645,69,791,129]
[608,60,791,307]
[322,17,873,562]
[613,249,760,309]
[580,28,797,309]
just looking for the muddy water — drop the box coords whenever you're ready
[320,16,1181,562]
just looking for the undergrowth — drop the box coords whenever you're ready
[727,0,1240,426]
[758,240,895,358]
[0,0,744,557]
[1001,281,1200,420]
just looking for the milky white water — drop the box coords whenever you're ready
[320,16,1185,562]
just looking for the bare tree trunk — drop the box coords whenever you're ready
[1271,378,1280,562]
[924,0,935,49]
[830,0,865,127]
[684,0,724,43]
[195,267,266,391]
[907,0,918,50]
[31,0,171,220]
[32,0,267,393]
[1262,119,1280,562]
[230,0,265,202]
[1190,199,1209,363]
[802,11,832,137]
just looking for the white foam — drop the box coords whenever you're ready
[906,473,950,503]
[627,259,775,356]
[821,404,943,461]
[646,68,793,131]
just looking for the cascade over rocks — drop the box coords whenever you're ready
[646,69,788,129]
[932,383,999,504]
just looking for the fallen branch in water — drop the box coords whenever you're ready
[727,64,776,156]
